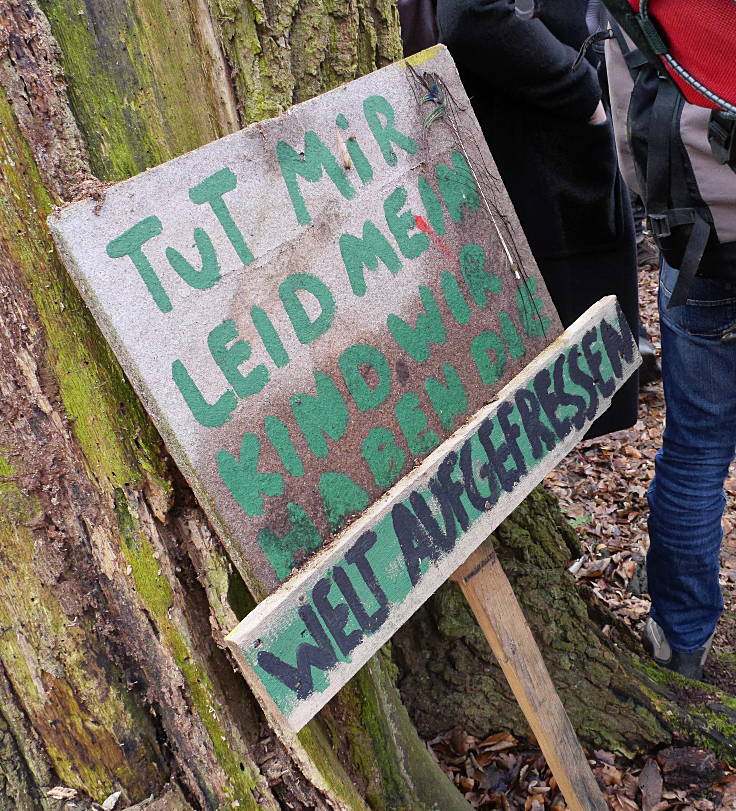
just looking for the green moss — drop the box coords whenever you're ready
[0,478,165,801]
[227,566,257,622]
[39,0,225,180]
[635,659,736,759]
[690,708,736,759]
[637,658,696,691]
[297,724,371,811]
[351,665,413,809]
[115,489,174,618]
[213,0,294,124]
[0,87,166,494]
[169,633,262,808]
[212,0,401,124]
[307,650,468,811]
[724,695,736,713]
[112,490,262,807]
[109,491,257,811]
[0,453,34,522]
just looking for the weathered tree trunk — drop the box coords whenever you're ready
[0,2,467,808]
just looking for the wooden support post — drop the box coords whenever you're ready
[452,538,607,811]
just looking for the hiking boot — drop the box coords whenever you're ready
[636,235,660,270]
[642,617,713,681]
[638,333,661,386]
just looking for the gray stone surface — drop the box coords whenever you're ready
[49,46,561,596]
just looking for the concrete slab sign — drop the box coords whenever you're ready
[226,296,640,731]
[49,45,562,598]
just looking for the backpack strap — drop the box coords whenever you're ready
[607,28,715,307]
[609,22,653,79]
[631,0,668,55]
[645,79,712,307]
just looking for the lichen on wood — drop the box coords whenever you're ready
[0,0,474,808]
[208,0,402,124]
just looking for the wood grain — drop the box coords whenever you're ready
[453,541,607,811]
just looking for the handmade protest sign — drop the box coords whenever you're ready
[226,296,639,731]
[49,45,561,598]
[50,45,634,811]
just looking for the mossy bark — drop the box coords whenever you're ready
[393,485,736,761]
[0,0,467,808]
[5,0,728,806]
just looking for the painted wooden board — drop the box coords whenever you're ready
[226,295,640,732]
[48,45,561,597]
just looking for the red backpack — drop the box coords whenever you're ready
[603,0,736,114]
[602,0,736,305]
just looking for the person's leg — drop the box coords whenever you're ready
[647,261,736,654]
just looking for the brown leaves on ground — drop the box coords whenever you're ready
[430,730,568,809]
[545,265,736,663]
[430,732,734,810]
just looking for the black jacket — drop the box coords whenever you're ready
[437,0,639,435]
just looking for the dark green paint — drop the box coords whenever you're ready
[280,273,336,345]
[395,394,440,456]
[361,427,406,489]
[292,372,349,458]
[339,344,392,412]
[106,217,170,312]
[340,221,402,297]
[387,285,446,363]
[217,434,284,515]
[258,502,323,581]
[277,131,356,226]
[384,187,429,260]
[425,363,468,431]
[265,416,305,478]
[171,360,236,427]
[320,473,371,533]
[363,95,418,167]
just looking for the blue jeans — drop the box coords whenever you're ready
[647,261,736,652]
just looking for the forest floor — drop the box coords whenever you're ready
[431,259,736,809]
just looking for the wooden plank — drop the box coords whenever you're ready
[226,295,640,732]
[452,541,607,811]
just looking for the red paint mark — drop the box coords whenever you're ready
[414,215,459,267]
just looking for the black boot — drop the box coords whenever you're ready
[638,327,661,386]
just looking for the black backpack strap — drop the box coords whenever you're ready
[645,79,677,214]
[667,216,711,307]
[644,80,713,307]
[609,21,649,77]
[603,0,669,75]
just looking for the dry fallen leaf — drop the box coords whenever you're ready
[457,775,474,792]
[639,759,663,811]
[597,763,623,786]
[47,786,78,800]
[102,790,122,810]
[607,794,639,811]
[479,731,518,750]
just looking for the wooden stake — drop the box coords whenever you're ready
[452,538,607,811]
